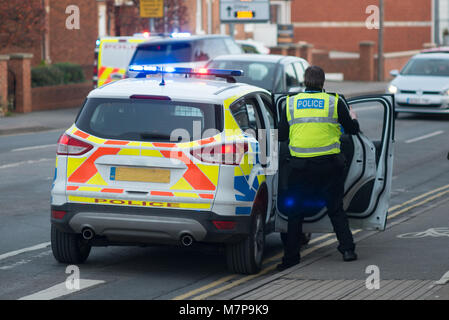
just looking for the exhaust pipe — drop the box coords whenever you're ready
[82,227,95,240]
[180,234,194,247]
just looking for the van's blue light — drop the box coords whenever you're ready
[171,32,191,38]
[96,39,101,46]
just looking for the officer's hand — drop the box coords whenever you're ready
[349,106,357,120]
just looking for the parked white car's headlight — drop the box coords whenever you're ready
[388,85,398,94]
[441,88,449,96]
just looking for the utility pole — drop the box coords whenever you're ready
[434,0,440,46]
[378,0,384,81]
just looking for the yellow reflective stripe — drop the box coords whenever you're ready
[86,172,108,186]
[68,196,211,210]
[289,142,341,154]
[77,186,102,192]
[67,157,87,178]
[173,192,200,198]
[141,149,163,157]
[170,177,194,190]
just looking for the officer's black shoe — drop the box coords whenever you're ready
[342,250,358,262]
[276,260,300,271]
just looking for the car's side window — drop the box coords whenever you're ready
[258,94,276,130]
[293,62,305,85]
[230,97,263,138]
[230,99,251,131]
[285,63,299,88]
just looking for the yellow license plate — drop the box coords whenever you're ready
[111,167,170,183]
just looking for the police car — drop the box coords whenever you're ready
[51,66,396,274]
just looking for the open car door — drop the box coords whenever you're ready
[274,94,395,233]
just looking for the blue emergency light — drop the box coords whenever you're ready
[128,65,243,77]
[128,65,244,85]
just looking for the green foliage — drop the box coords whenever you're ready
[31,63,86,88]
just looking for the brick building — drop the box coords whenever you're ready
[290,0,433,53]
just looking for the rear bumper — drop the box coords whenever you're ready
[51,203,252,245]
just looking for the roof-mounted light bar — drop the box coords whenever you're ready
[128,65,244,77]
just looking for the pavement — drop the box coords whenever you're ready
[0,81,389,136]
[213,197,449,300]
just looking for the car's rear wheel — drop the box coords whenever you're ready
[226,207,265,275]
[51,225,91,264]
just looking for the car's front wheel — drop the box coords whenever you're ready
[51,225,91,264]
[226,210,265,275]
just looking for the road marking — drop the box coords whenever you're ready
[397,227,449,239]
[405,130,444,144]
[174,183,449,300]
[18,279,105,300]
[387,189,449,220]
[12,144,55,152]
[387,183,449,214]
[171,232,335,300]
[192,230,363,300]
[0,158,53,170]
[0,242,50,261]
[435,271,449,285]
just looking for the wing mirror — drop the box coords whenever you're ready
[390,69,399,77]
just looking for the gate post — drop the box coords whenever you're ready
[0,55,9,114]
[8,53,33,113]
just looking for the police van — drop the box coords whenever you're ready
[51,66,395,274]
[94,33,157,88]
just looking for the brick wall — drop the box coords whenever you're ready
[31,82,91,111]
[292,0,432,53]
[49,0,98,68]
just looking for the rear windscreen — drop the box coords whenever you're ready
[131,42,192,65]
[75,98,222,142]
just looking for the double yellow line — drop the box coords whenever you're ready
[173,183,449,300]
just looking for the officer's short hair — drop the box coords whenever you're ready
[304,66,325,89]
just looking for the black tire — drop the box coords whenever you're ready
[226,211,265,274]
[300,232,312,246]
[51,225,91,264]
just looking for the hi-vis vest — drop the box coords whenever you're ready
[286,92,341,158]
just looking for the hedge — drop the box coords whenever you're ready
[32,62,86,87]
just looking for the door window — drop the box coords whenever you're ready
[293,62,305,84]
[285,63,299,88]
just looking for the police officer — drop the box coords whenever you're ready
[277,66,359,271]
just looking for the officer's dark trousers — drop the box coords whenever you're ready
[280,154,355,264]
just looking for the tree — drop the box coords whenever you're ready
[105,0,189,36]
[0,0,46,48]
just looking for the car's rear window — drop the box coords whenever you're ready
[131,42,192,65]
[207,60,277,91]
[76,98,223,142]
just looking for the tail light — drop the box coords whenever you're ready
[212,221,236,230]
[190,142,248,165]
[57,133,93,156]
[51,210,67,219]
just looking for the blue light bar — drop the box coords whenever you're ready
[128,65,243,77]
[171,32,191,38]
